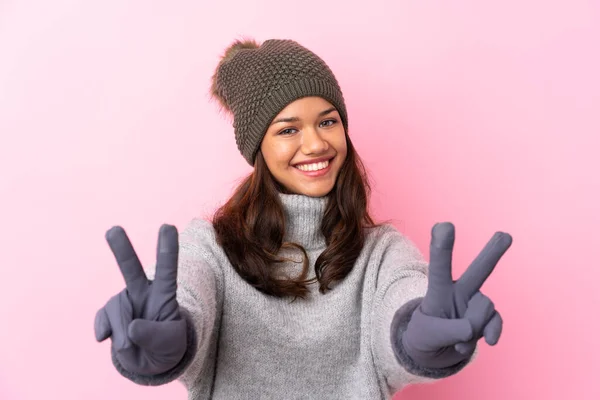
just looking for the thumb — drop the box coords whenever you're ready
[407,310,474,350]
[128,318,187,352]
[94,307,112,342]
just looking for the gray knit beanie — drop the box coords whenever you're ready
[211,38,348,165]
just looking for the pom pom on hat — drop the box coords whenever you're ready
[210,38,260,113]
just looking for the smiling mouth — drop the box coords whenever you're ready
[294,156,335,172]
[294,159,331,172]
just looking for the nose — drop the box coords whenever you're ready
[301,127,329,155]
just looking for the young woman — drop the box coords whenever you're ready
[94,38,513,399]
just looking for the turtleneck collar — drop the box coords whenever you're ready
[278,193,328,250]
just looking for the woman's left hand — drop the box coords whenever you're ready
[400,222,513,369]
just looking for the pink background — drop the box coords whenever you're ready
[1,1,599,399]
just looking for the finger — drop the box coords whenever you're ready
[456,231,512,298]
[464,292,496,332]
[103,291,134,351]
[153,224,179,296]
[408,309,473,350]
[421,222,455,314]
[128,318,187,353]
[106,226,148,294]
[94,307,112,342]
[454,341,476,355]
[483,311,503,345]
[453,292,496,354]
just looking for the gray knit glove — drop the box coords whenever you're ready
[399,222,512,369]
[94,224,188,376]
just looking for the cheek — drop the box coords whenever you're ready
[334,133,348,160]
[262,141,294,169]
[272,144,296,166]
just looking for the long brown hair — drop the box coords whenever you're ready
[212,135,379,299]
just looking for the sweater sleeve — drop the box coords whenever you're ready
[110,218,221,389]
[370,227,475,395]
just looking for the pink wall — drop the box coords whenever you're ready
[1,1,598,399]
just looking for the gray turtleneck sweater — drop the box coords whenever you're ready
[111,194,469,399]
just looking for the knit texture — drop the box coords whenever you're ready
[111,194,472,399]
[213,39,348,165]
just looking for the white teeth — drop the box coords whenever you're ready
[296,160,329,172]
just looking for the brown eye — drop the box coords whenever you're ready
[278,128,297,135]
[320,119,337,128]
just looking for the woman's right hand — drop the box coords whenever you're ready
[94,224,188,376]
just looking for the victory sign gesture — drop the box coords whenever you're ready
[401,222,513,369]
[94,224,188,376]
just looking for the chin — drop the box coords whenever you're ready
[297,185,334,198]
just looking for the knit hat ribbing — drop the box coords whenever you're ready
[211,38,348,165]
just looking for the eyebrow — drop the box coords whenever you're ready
[270,107,337,126]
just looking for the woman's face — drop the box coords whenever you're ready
[260,96,347,197]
